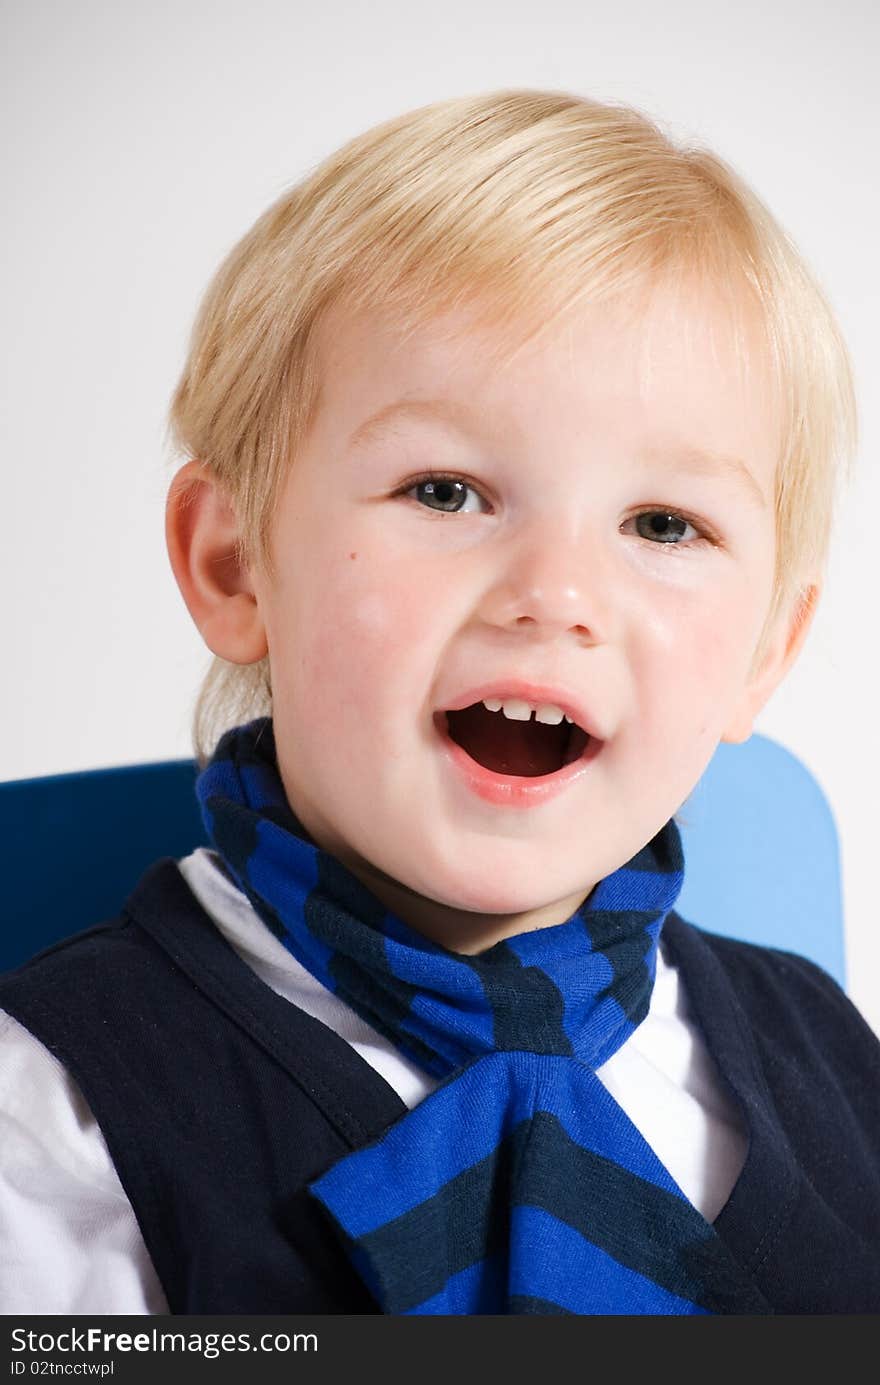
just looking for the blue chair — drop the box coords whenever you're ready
[0,758,208,974]
[676,735,845,986]
[0,734,845,986]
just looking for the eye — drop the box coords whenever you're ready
[624,510,709,546]
[399,473,491,515]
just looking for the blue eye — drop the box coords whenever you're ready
[405,475,489,514]
[631,512,699,544]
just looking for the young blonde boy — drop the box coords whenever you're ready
[0,89,877,1315]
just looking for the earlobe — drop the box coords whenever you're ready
[720,584,820,745]
[165,459,269,664]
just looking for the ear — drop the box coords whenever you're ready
[165,459,269,664]
[721,583,820,744]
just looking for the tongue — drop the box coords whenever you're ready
[446,703,568,777]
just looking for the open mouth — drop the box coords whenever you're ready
[436,703,591,778]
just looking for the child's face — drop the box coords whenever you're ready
[223,283,806,950]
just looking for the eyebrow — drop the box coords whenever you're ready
[348,398,479,451]
[642,445,769,510]
[348,398,768,509]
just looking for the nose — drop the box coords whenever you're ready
[477,514,612,646]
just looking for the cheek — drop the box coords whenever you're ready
[633,583,765,746]
[273,557,433,730]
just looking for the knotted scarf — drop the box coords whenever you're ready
[196,716,765,1315]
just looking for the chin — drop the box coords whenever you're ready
[418,871,574,919]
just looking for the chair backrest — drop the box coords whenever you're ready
[1,758,207,974]
[675,734,844,986]
[0,733,845,985]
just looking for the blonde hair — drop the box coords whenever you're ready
[168,88,857,769]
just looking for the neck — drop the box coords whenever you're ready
[337,852,593,955]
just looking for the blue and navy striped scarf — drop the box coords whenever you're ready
[196,717,764,1315]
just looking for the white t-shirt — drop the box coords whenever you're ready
[0,848,748,1315]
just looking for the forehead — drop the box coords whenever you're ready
[309,279,781,480]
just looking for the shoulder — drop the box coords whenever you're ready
[0,855,196,1079]
[666,908,861,1014]
[0,858,202,1092]
[665,911,880,1098]
[0,858,190,998]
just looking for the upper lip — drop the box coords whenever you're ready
[437,679,605,741]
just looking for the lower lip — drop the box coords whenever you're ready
[433,712,603,808]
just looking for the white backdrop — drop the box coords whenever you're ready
[2,0,878,1032]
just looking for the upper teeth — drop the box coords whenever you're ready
[482,697,572,725]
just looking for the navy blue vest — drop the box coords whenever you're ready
[1,857,878,1313]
